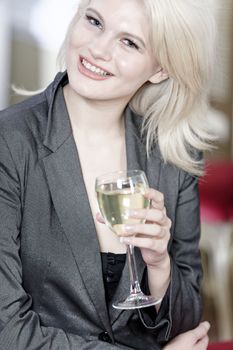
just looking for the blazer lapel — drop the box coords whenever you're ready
[42,79,112,335]
[109,107,162,324]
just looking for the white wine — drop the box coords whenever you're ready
[95,170,161,310]
[96,183,150,234]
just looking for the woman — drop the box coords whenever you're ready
[0,0,215,349]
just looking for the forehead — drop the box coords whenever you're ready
[87,0,149,35]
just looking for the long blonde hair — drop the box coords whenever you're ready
[59,0,216,175]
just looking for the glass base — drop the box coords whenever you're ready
[112,292,162,310]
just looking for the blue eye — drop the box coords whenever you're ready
[122,38,139,50]
[85,15,102,29]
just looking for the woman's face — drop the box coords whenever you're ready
[66,0,159,103]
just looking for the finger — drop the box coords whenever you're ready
[192,322,210,343]
[96,212,105,224]
[118,223,164,237]
[201,321,211,332]
[130,208,167,224]
[145,188,164,210]
[119,235,168,253]
[120,236,155,250]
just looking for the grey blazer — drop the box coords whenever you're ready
[0,72,202,350]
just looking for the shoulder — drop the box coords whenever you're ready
[149,144,200,198]
[0,72,66,149]
[0,92,48,157]
[150,140,202,189]
[0,92,47,132]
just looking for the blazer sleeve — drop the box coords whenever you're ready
[0,134,135,350]
[138,170,202,343]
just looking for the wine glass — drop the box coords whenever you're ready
[95,169,162,310]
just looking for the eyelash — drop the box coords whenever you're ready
[85,15,103,29]
[85,14,140,50]
[122,38,139,50]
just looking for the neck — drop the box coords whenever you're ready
[63,84,128,139]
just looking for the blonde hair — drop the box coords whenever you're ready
[59,0,217,175]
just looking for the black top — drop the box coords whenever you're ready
[101,252,126,302]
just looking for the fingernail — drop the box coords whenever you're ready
[202,321,211,331]
[128,210,138,217]
[124,225,134,232]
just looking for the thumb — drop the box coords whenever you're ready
[192,322,211,342]
[96,212,105,224]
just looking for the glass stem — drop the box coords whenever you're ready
[127,244,142,295]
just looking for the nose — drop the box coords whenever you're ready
[88,33,112,62]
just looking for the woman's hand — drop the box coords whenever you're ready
[116,188,171,269]
[96,188,172,301]
[163,321,210,350]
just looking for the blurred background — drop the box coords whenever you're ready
[0,0,233,345]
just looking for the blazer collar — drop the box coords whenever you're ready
[43,71,71,152]
[42,72,162,329]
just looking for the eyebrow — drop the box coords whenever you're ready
[86,7,146,49]
[86,8,105,24]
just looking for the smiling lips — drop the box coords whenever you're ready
[79,56,114,81]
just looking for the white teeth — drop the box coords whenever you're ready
[81,59,110,77]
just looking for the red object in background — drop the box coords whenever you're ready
[199,161,233,222]
[208,341,233,350]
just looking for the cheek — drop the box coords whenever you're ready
[117,56,152,84]
[69,25,91,48]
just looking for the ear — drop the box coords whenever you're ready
[149,68,169,84]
